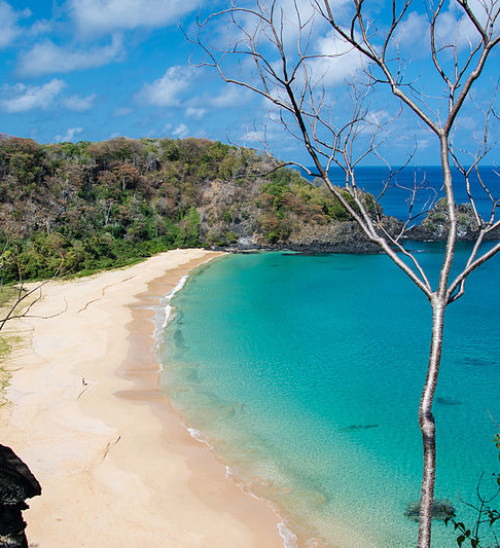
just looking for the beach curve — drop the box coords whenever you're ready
[0,249,284,548]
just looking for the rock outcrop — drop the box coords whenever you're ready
[0,444,41,548]
[406,200,500,242]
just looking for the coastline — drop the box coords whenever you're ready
[0,249,284,547]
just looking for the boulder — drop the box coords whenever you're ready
[0,444,41,548]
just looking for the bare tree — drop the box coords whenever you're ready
[0,247,67,547]
[192,1,500,546]
[0,251,53,546]
[0,247,65,334]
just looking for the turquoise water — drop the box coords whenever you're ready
[159,246,500,547]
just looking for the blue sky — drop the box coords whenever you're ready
[1,0,499,166]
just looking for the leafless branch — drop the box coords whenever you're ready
[0,256,64,333]
[193,2,500,546]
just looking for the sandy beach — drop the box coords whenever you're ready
[0,249,284,548]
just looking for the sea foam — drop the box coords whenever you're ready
[153,274,190,358]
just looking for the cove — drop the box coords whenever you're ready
[159,246,500,547]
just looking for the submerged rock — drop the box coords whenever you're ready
[404,498,455,522]
[339,424,379,432]
[436,396,463,406]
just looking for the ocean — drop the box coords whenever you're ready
[303,165,500,222]
[157,167,500,547]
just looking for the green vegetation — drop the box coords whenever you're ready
[0,135,377,281]
[0,334,21,407]
[0,136,237,281]
[0,286,21,406]
[257,167,379,243]
[0,336,12,406]
[445,433,500,547]
[419,197,479,236]
[0,287,17,308]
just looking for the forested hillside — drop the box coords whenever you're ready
[0,135,381,282]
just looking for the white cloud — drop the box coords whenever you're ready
[455,115,478,131]
[63,93,97,111]
[435,10,466,47]
[208,86,247,108]
[272,0,346,43]
[18,34,124,77]
[389,2,498,60]
[0,1,31,48]
[26,19,52,37]
[240,0,319,45]
[0,79,66,113]
[185,107,205,119]
[363,110,391,132]
[308,31,364,86]
[114,107,132,116]
[54,127,84,143]
[234,0,349,48]
[448,0,500,42]
[242,130,264,143]
[395,11,429,50]
[138,66,194,107]
[67,0,201,35]
[416,1,498,53]
[184,86,252,114]
[172,123,189,138]
[256,28,363,106]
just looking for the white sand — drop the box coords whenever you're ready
[0,249,284,548]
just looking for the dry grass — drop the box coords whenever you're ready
[0,336,12,406]
[0,286,23,407]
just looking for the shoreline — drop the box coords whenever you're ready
[0,249,284,547]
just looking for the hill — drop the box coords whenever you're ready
[0,135,388,282]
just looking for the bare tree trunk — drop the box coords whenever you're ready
[418,299,445,548]
[194,3,500,545]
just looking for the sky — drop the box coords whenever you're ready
[0,0,499,166]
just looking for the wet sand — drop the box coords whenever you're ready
[0,249,284,548]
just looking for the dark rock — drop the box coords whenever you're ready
[0,445,41,548]
[0,445,41,504]
[436,396,463,406]
[339,424,379,432]
[215,217,405,254]
[404,498,455,522]
[406,200,500,242]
